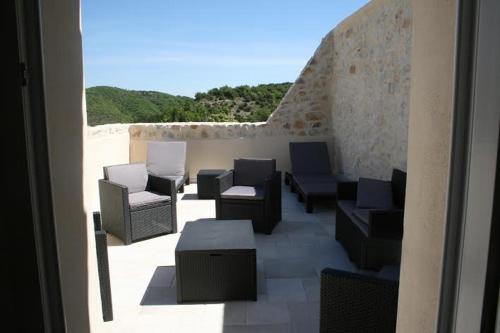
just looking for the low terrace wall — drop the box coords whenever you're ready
[128,122,333,182]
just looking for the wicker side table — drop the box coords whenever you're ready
[175,219,257,303]
[197,169,226,199]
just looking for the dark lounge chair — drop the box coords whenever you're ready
[215,158,281,234]
[146,141,190,193]
[287,142,345,213]
[335,169,407,269]
[320,268,398,332]
[99,163,177,245]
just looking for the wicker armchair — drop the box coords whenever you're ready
[320,268,398,333]
[215,158,281,234]
[146,141,190,193]
[336,169,407,269]
[99,163,177,245]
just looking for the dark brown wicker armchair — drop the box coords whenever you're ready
[215,158,281,234]
[336,169,407,269]
[320,268,398,333]
[99,163,177,245]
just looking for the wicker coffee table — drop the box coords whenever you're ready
[175,219,257,303]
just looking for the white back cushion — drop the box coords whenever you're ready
[105,163,148,193]
[147,141,187,176]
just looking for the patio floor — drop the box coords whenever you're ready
[102,184,399,333]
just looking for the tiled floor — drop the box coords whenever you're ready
[103,184,399,333]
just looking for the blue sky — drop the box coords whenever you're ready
[82,0,369,97]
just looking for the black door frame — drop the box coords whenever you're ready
[6,0,66,331]
[438,0,500,331]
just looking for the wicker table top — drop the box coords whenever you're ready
[176,219,255,252]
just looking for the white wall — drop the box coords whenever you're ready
[86,125,130,210]
[40,0,100,331]
[130,135,334,180]
[396,0,457,332]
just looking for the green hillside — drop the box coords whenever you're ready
[86,83,292,126]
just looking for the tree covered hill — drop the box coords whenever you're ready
[86,83,292,126]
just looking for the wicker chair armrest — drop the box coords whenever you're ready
[215,170,234,195]
[99,179,128,202]
[337,181,358,201]
[320,268,399,333]
[264,171,282,227]
[98,179,130,242]
[147,174,176,196]
[264,171,281,195]
[147,174,177,203]
[369,209,404,239]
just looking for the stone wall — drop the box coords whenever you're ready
[128,0,411,180]
[330,0,412,179]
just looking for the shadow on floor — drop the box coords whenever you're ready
[140,266,177,305]
[106,234,124,247]
[180,193,199,200]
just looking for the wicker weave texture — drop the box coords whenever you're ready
[176,250,256,303]
[130,204,172,242]
[320,269,398,333]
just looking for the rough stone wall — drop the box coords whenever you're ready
[129,6,336,140]
[129,43,335,143]
[118,0,411,180]
[330,0,412,179]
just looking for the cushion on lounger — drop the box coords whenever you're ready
[289,142,332,175]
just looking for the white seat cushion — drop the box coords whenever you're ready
[147,141,187,177]
[128,191,171,210]
[221,186,264,200]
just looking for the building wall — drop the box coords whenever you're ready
[126,0,412,181]
[40,0,100,331]
[396,0,457,332]
[129,131,334,181]
[330,0,412,179]
[86,125,130,210]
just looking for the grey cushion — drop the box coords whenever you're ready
[289,142,332,175]
[221,186,264,200]
[352,209,371,226]
[356,178,394,209]
[294,174,338,184]
[337,200,369,235]
[128,191,171,210]
[337,200,357,215]
[147,141,187,177]
[234,158,275,186]
[104,163,148,194]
